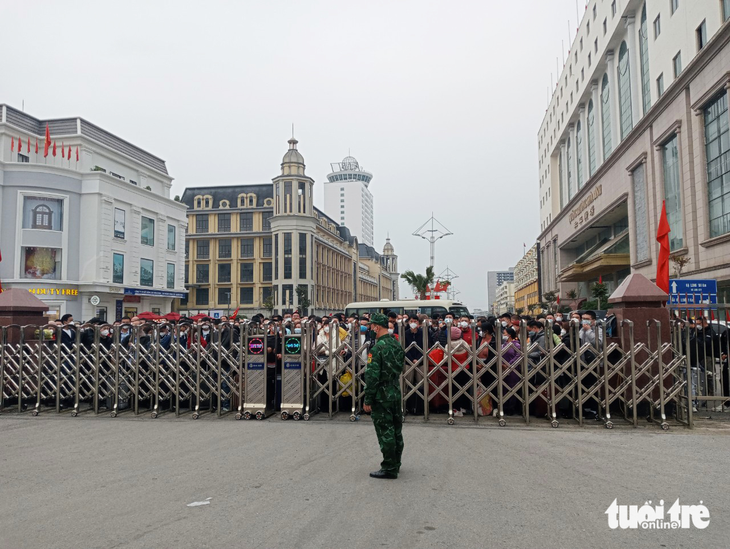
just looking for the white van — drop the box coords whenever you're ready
[345,299,470,319]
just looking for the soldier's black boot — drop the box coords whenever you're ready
[369,469,397,479]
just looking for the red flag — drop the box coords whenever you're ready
[44,124,51,157]
[726,310,730,322]
[230,307,240,320]
[61,142,65,158]
[52,141,57,157]
[556,295,561,305]
[655,200,671,294]
[67,145,71,160]
[26,137,30,153]
[598,275,603,284]
[11,137,14,152]
[35,139,39,154]
[76,146,79,162]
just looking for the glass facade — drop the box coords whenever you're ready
[632,163,649,262]
[601,74,613,159]
[167,263,175,289]
[113,253,124,284]
[705,93,730,238]
[588,100,596,177]
[141,217,155,246]
[639,5,651,116]
[576,122,584,189]
[140,258,154,287]
[618,42,633,141]
[567,137,574,201]
[662,135,684,251]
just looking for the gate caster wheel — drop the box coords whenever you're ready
[151,412,158,419]
[551,420,559,428]
[498,418,506,427]
[110,411,117,418]
[281,412,289,421]
[32,410,39,417]
[447,417,455,425]
[303,413,310,421]
[255,411,263,420]
[235,412,242,420]
[349,414,356,422]
[192,413,200,420]
[661,422,669,431]
[605,421,614,429]
[293,412,301,421]
[71,411,78,418]
[243,411,252,420]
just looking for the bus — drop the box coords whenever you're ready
[345,299,470,319]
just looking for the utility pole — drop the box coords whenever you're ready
[438,266,459,300]
[412,214,453,269]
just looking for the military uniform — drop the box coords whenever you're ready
[364,313,405,478]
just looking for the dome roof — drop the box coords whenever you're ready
[341,156,359,171]
[282,137,304,165]
[383,237,395,255]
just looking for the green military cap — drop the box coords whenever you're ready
[370,312,389,328]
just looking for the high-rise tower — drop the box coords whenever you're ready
[324,156,374,246]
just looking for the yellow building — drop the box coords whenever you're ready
[179,138,398,317]
[513,244,542,315]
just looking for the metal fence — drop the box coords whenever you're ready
[1,314,727,429]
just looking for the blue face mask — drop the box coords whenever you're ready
[360,325,368,333]
[294,328,302,334]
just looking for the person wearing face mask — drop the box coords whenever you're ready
[500,326,522,416]
[98,324,114,351]
[387,320,398,340]
[403,314,427,415]
[458,316,473,345]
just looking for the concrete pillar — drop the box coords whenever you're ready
[578,104,588,187]
[591,80,603,168]
[606,50,620,150]
[569,123,577,201]
[559,140,567,209]
[625,15,642,127]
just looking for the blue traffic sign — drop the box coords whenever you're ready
[669,279,718,305]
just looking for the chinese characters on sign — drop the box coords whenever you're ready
[570,185,603,229]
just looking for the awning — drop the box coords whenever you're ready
[560,231,630,282]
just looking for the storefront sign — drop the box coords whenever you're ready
[28,287,78,296]
[570,185,603,228]
[124,288,187,299]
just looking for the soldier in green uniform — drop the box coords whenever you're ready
[363,313,405,479]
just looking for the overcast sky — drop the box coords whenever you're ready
[1,0,582,310]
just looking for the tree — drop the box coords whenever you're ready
[174,195,181,202]
[542,290,558,312]
[515,307,525,316]
[296,285,311,316]
[566,289,578,300]
[591,281,610,310]
[400,266,435,299]
[262,294,275,315]
[670,255,691,279]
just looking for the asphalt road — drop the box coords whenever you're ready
[0,413,728,549]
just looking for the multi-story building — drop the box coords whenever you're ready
[514,244,541,314]
[0,104,187,321]
[180,138,397,317]
[538,1,730,303]
[324,156,374,246]
[495,282,515,315]
[487,269,515,314]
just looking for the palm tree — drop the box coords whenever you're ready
[400,266,435,299]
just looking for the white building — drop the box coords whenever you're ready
[538,1,730,302]
[495,282,515,316]
[324,156,374,246]
[0,104,188,321]
[487,269,514,314]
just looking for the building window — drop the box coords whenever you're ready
[662,135,684,251]
[601,74,613,159]
[240,212,253,232]
[638,7,651,116]
[657,74,665,97]
[705,93,730,238]
[262,237,272,258]
[654,15,661,38]
[274,234,279,279]
[611,0,616,16]
[167,263,175,289]
[262,212,273,231]
[567,137,574,201]
[140,258,154,287]
[697,20,707,51]
[196,288,209,306]
[196,264,209,284]
[240,287,254,305]
[299,233,307,279]
[262,286,272,304]
[218,288,232,306]
[587,100,597,176]
[218,263,231,283]
[725,0,730,22]
[196,214,209,234]
[632,164,650,262]
[185,264,189,284]
[240,262,254,283]
[139,216,154,246]
[576,122,584,189]
[197,239,209,259]
[167,224,176,251]
[262,262,272,282]
[23,197,63,231]
[113,253,124,284]
[18,153,29,163]
[114,208,125,239]
[284,181,292,213]
[671,0,679,14]
[218,213,231,233]
[673,52,682,78]
[558,148,565,209]
[240,238,254,258]
[618,42,633,140]
[218,238,232,259]
[284,233,292,279]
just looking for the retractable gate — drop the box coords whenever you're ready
[279,326,307,420]
[240,323,274,420]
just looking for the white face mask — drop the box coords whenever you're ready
[460,321,469,329]
[501,321,508,328]
[100,329,110,337]
[324,327,330,334]
[409,322,418,330]
[445,318,453,324]
[388,328,394,335]
[555,316,563,322]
